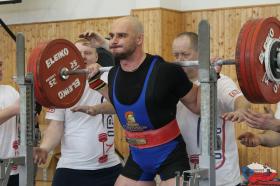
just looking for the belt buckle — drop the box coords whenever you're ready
[126,137,147,145]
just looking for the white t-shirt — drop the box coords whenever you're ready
[0,85,19,175]
[176,74,242,186]
[177,80,200,159]
[46,73,120,170]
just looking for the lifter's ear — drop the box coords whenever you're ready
[136,33,144,46]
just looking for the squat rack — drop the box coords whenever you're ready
[177,20,218,186]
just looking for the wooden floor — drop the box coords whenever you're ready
[36,181,52,186]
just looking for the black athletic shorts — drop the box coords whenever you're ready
[121,139,190,181]
[52,164,122,186]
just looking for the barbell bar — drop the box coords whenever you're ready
[59,59,235,81]
[26,17,280,108]
[60,67,113,80]
[173,59,236,67]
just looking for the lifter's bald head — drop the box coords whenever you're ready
[112,16,144,35]
[109,16,144,59]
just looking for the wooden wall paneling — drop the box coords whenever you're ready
[192,11,203,34]
[271,147,278,171]
[230,9,241,82]
[137,10,151,53]
[217,10,225,61]
[183,12,193,32]
[206,11,214,57]
[225,9,235,78]
[149,10,162,56]
[161,9,184,61]
[143,10,155,54]
[132,9,162,56]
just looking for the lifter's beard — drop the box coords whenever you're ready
[112,46,137,60]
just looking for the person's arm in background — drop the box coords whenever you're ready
[71,101,115,115]
[223,95,250,122]
[217,74,250,123]
[180,84,200,115]
[0,99,19,125]
[79,32,109,51]
[238,130,280,147]
[243,108,280,132]
[33,120,64,165]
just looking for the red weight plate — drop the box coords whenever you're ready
[29,39,86,108]
[38,39,86,108]
[249,17,280,103]
[28,42,53,107]
[30,43,55,108]
[236,19,262,102]
[244,19,267,102]
[235,19,255,100]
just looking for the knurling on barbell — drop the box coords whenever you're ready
[27,17,280,108]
